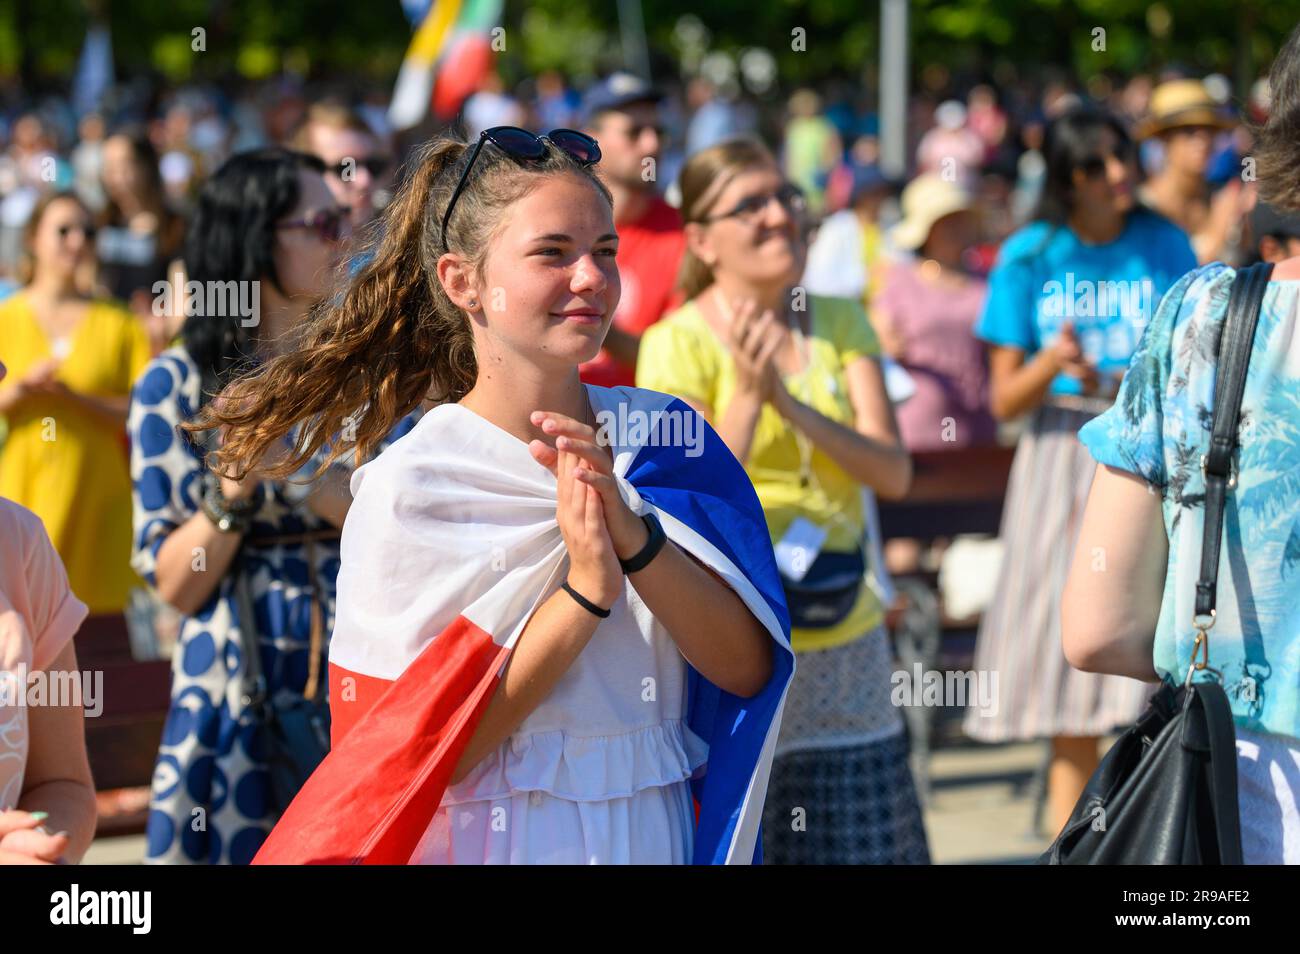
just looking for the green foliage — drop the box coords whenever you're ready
[2,0,1298,90]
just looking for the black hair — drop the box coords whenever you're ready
[1032,107,1135,225]
[179,147,327,403]
[101,124,166,223]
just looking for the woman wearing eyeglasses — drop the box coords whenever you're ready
[190,127,793,867]
[0,191,150,621]
[961,108,1197,834]
[129,148,368,864]
[637,137,927,865]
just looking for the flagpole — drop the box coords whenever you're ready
[879,0,909,179]
[617,0,651,80]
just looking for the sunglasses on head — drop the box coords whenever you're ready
[326,156,392,179]
[440,126,601,251]
[276,206,350,243]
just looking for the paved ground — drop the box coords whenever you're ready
[922,739,1053,864]
[82,728,1057,865]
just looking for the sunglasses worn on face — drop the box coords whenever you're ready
[326,156,392,179]
[440,126,601,251]
[276,207,350,243]
[623,122,665,142]
[1077,145,1135,179]
[703,183,807,224]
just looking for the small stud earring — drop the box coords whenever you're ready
[468,299,478,308]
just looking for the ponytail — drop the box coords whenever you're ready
[190,133,612,482]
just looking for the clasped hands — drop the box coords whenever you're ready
[527,410,649,609]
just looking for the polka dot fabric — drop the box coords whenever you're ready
[127,346,418,864]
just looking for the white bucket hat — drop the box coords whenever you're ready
[889,173,974,252]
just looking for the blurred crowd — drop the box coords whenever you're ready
[3,49,1299,865]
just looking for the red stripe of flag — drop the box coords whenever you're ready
[252,616,509,864]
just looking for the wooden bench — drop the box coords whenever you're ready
[76,614,170,836]
[877,444,1015,802]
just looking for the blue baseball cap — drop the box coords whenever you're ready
[850,163,893,201]
[580,73,663,126]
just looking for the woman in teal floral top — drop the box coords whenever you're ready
[1065,257,1300,864]
[1064,26,1300,864]
[1059,58,1300,867]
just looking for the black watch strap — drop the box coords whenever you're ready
[619,511,666,574]
[561,580,611,619]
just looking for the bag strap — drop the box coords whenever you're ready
[1193,262,1273,627]
[198,427,268,708]
[1194,681,1245,864]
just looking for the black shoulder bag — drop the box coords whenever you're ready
[1040,261,1273,865]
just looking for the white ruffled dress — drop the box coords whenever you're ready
[410,576,709,865]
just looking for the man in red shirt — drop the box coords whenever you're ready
[578,74,686,388]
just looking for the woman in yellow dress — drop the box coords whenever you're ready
[0,191,150,615]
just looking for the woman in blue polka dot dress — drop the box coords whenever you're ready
[128,149,419,864]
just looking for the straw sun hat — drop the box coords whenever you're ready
[1137,79,1236,139]
[889,173,973,251]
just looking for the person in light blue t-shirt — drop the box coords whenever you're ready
[977,208,1196,397]
[962,107,1197,838]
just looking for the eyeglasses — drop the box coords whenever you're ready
[276,207,351,243]
[325,156,392,179]
[701,183,807,225]
[57,223,96,240]
[440,126,601,251]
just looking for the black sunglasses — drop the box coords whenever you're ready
[276,207,350,243]
[57,223,97,240]
[326,156,392,179]
[1077,142,1135,179]
[440,126,601,251]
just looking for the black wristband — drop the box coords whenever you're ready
[619,511,667,574]
[561,580,611,619]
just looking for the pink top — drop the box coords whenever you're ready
[0,498,88,809]
[874,260,996,451]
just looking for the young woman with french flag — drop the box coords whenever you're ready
[190,127,795,864]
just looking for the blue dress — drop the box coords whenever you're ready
[128,346,418,864]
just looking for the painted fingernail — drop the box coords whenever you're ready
[53,830,69,839]
[29,812,48,822]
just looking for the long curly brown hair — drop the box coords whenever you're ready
[187,134,612,482]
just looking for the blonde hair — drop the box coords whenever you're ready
[290,102,377,151]
[674,137,779,300]
[190,134,613,481]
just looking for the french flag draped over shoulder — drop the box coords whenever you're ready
[252,385,794,865]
